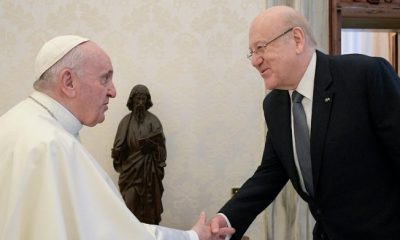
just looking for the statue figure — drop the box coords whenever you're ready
[111,84,166,225]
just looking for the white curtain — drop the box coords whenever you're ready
[265,182,314,240]
[341,29,390,60]
[342,29,400,76]
[264,0,329,240]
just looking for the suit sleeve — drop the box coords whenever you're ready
[367,57,400,169]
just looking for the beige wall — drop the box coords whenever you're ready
[0,0,268,239]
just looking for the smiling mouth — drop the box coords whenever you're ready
[260,68,269,75]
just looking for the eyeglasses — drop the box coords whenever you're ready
[247,27,294,60]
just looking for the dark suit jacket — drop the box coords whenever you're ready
[220,51,400,240]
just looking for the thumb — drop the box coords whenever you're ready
[196,211,207,225]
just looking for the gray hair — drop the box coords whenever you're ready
[284,10,317,48]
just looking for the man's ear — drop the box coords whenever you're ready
[59,68,77,98]
[292,27,305,54]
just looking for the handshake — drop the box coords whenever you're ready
[191,212,235,240]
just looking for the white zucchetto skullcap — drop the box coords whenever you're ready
[34,35,89,80]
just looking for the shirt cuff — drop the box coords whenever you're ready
[217,213,232,240]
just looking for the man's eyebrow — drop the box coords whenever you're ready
[249,40,267,48]
[102,70,113,78]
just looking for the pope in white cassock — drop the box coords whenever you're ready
[0,35,235,240]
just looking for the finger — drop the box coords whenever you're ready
[219,227,236,236]
[210,218,220,234]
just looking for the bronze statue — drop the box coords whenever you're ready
[111,84,166,224]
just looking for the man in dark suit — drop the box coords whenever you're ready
[210,5,400,240]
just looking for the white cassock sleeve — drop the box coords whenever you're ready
[0,106,196,240]
[144,225,199,240]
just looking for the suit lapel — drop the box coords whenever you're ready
[311,51,334,192]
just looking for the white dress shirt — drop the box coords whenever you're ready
[289,52,316,194]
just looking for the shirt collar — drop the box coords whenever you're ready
[30,91,82,137]
[290,51,316,101]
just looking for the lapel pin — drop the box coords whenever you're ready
[324,97,331,103]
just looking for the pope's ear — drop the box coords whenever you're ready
[59,68,77,97]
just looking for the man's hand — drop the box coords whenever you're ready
[192,212,235,240]
[209,214,235,239]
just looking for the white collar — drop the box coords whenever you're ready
[30,91,82,137]
[290,51,316,101]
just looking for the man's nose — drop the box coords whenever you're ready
[108,82,117,98]
[251,53,263,67]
